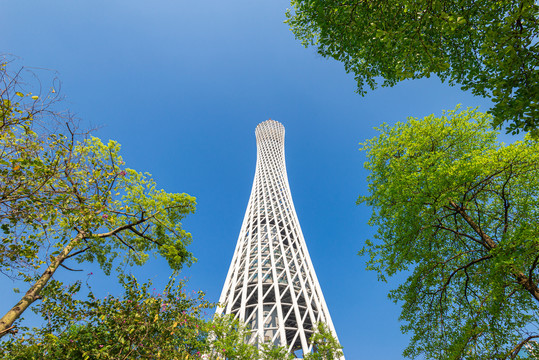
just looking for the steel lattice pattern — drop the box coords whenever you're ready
[217,120,342,358]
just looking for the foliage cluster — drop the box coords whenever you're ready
[0,58,196,335]
[287,0,538,134]
[359,107,539,359]
[303,323,344,360]
[2,275,209,359]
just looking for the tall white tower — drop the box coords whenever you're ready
[217,120,343,358]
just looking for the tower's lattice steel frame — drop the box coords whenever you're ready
[217,120,342,358]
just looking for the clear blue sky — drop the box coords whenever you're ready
[1,1,497,358]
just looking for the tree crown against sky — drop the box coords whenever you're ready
[1,274,212,359]
[287,0,539,135]
[359,107,539,359]
[0,59,196,336]
[303,322,344,360]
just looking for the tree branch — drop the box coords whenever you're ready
[450,200,539,303]
[449,200,497,250]
[509,335,539,359]
[434,222,483,246]
[93,218,147,238]
[128,226,162,247]
[0,230,86,338]
[0,325,16,336]
[439,254,492,296]
[59,263,83,272]
[64,246,91,260]
[114,233,136,252]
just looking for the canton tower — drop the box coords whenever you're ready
[217,120,343,358]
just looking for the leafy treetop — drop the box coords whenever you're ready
[359,107,539,359]
[287,0,539,135]
[0,58,196,337]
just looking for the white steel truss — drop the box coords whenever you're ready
[217,120,343,358]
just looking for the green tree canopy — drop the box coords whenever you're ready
[304,322,344,360]
[287,0,539,135]
[359,107,539,359]
[206,315,261,360]
[0,59,196,337]
[1,275,211,359]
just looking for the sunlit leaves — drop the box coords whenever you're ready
[304,323,344,360]
[2,275,212,359]
[0,59,196,334]
[287,0,539,135]
[359,107,539,359]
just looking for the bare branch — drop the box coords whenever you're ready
[435,222,483,246]
[59,263,83,272]
[0,325,17,336]
[441,254,492,292]
[529,254,539,289]
[113,233,136,252]
[64,246,91,260]
[92,218,147,239]
[127,226,162,247]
